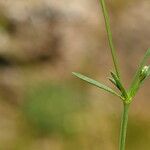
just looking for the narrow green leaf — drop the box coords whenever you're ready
[129,48,150,97]
[108,77,117,86]
[110,72,122,90]
[111,72,128,99]
[72,72,122,99]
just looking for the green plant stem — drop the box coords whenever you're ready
[99,0,121,79]
[119,103,130,150]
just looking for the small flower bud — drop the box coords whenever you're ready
[140,66,149,81]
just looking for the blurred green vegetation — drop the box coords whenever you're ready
[23,82,87,137]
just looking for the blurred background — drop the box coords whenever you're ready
[0,0,150,149]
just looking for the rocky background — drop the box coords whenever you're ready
[0,0,150,149]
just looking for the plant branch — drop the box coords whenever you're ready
[99,0,121,79]
[119,103,130,150]
[129,48,150,97]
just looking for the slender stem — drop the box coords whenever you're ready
[99,0,121,79]
[119,103,130,150]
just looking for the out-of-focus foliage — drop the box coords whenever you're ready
[0,0,149,150]
[23,82,86,136]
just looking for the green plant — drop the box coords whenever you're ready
[72,0,150,150]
